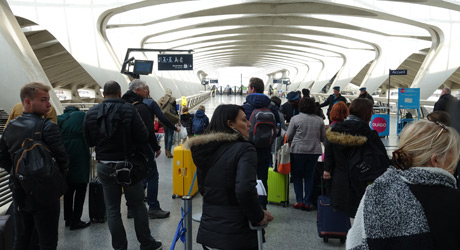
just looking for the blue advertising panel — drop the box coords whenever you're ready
[390,69,407,75]
[371,114,390,136]
[398,88,420,109]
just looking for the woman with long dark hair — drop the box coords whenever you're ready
[186,104,274,250]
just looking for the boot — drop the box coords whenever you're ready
[166,150,173,158]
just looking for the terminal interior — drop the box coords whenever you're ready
[1,0,460,249]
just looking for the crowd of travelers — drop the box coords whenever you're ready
[0,80,460,250]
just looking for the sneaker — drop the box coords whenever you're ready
[152,240,162,250]
[149,208,170,219]
[304,204,312,211]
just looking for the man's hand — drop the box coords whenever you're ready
[323,171,331,180]
[176,126,181,132]
[155,150,161,158]
[258,210,274,226]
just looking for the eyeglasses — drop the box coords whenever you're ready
[430,121,448,149]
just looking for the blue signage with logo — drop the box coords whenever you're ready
[398,88,420,109]
[371,114,390,136]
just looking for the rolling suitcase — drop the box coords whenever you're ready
[267,167,289,206]
[316,177,350,243]
[89,176,106,223]
[88,149,106,223]
[172,145,198,198]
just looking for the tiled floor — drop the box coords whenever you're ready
[57,94,401,250]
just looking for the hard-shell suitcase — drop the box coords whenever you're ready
[316,194,350,243]
[267,167,289,206]
[172,145,198,198]
[89,176,106,223]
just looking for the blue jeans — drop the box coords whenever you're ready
[13,200,60,250]
[142,146,160,210]
[290,154,320,205]
[164,127,174,152]
[256,147,272,209]
[97,163,156,250]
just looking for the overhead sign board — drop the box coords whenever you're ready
[158,54,193,71]
[273,79,281,83]
[210,79,218,84]
[390,69,407,75]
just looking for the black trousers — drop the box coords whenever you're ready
[13,201,60,250]
[63,183,87,224]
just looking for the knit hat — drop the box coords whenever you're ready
[332,86,340,91]
[359,87,367,91]
[165,88,172,96]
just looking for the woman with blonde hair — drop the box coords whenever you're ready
[347,120,460,250]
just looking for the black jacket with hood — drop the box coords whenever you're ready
[84,98,149,161]
[185,132,264,249]
[324,115,389,217]
[122,90,160,152]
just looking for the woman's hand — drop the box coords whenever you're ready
[258,210,274,225]
[323,171,331,180]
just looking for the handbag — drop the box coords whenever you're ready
[114,112,150,186]
[161,97,179,124]
[277,134,291,175]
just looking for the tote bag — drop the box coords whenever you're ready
[277,134,291,175]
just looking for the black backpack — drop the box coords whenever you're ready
[12,119,67,207]
[347,136,389,197]
[248,105,277,148]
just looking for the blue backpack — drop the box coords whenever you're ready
[192,116,206,135]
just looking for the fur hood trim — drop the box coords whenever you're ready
[325,127,367,146]
[184,132,240,149]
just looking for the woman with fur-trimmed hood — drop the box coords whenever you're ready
[185,104,274,250]
[323,98,389,218]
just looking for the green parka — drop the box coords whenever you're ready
[57,107,91,183]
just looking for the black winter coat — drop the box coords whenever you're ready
[319,94,347,117]
[122,90,160,152]
[185,133,264,250]
[83,98,149,161]
[433,93,457,112]
[324,115,389,217]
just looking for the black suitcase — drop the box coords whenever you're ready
[89,176,106,223]
[0,215,13,250]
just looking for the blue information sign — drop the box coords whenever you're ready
[398,88,420,109]
[390,69,407,75]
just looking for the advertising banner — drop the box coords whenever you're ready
[371,114,390,136]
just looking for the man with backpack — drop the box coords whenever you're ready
[242,77,280,209]
[192,105,209,135]
[84,80,162,250]
[0,82,69,249]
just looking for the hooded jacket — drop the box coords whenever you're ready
[324,115,389,217]
[84,98,148,161]
[192,110,209,135]
[243,93,281,130]
[185,132,264,249]
[122,90,160,151]
[57,107,90,183]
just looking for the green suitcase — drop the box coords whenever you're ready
[267,167,289,207]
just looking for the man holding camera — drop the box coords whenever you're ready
[84,81,162,250]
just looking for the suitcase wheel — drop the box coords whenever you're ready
[323,237,328,243]
[172,194,177,199]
